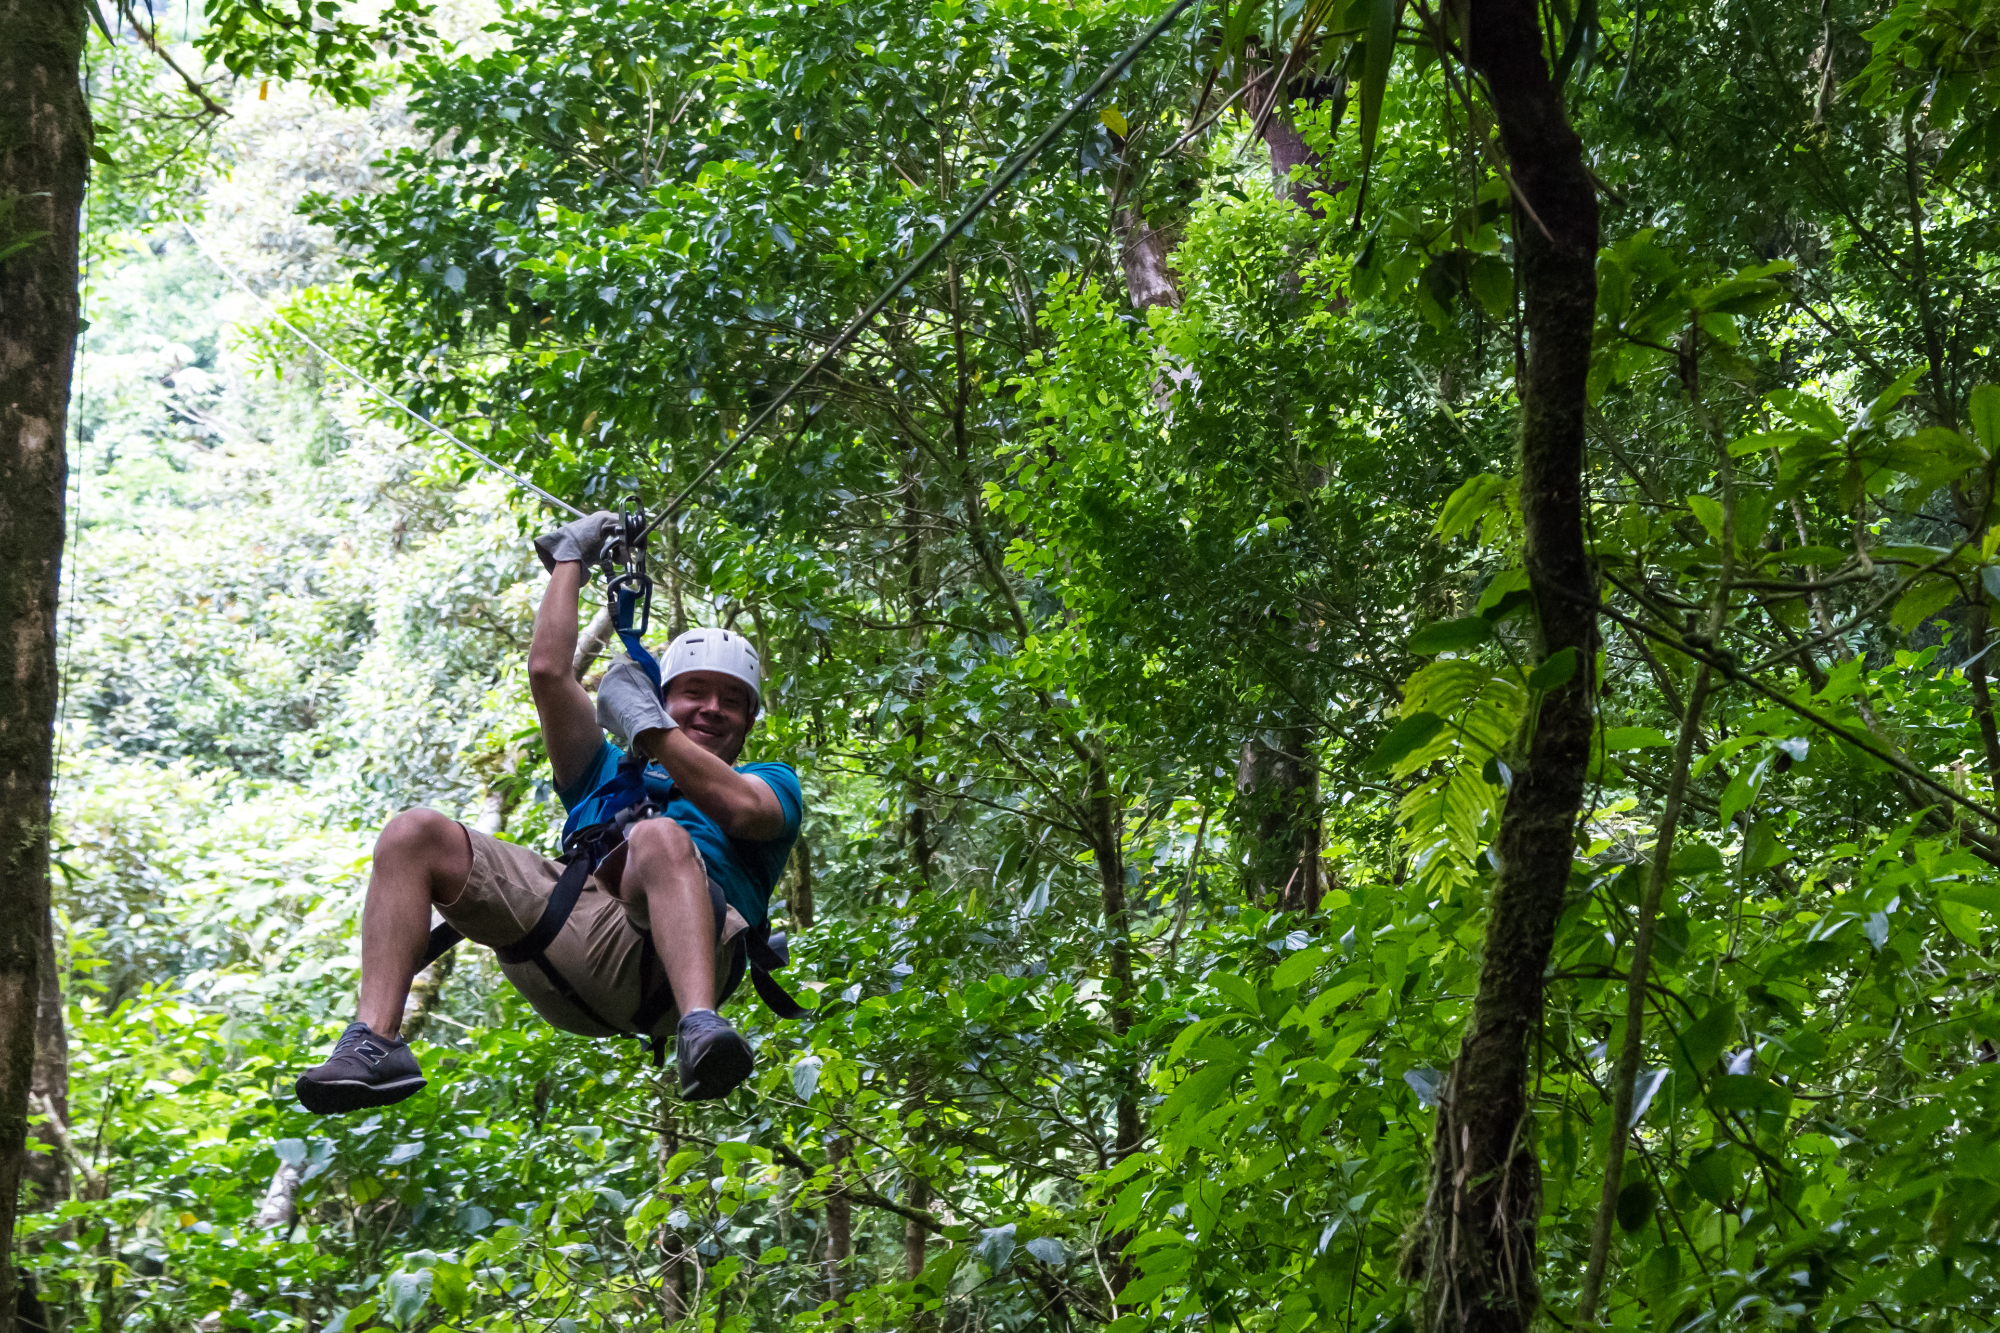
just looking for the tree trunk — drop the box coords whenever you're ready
[1083,747,1141,1299]
[0,1,88,1324]
[1412,5,1600,1331]
[825,1137,852,1304]
[1112,203,1180,309]
[253,1161,304,1232]
[1258,68,1347,217]
[1086,749,1139,1161]
[23,912,66,1207]
[786,835,815,930]
[1244,69,1339,887]
[657,1102,688,1320]
[572,605,617,680]
[1236,730,1320,911]
[904,1177,929,1280]
[1949,471,2000,787]
[902,444,934,887]
[662,514,689,641]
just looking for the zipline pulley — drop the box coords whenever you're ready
[602,496,653,640]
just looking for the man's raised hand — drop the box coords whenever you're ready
[596,656,676,748]
[534,510,623,573]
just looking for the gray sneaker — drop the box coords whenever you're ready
[677,1010,753,1100]
[296,1022,426,1115]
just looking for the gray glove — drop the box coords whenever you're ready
[595,655,677,749]
[534,510,622,573]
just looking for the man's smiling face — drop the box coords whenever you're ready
[664,670,756,761]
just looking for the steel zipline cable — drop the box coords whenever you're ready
[180,221,588,518]
[180,0,1201,532]
[636,0,1204,540]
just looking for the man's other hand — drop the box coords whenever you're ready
[534,510,622,572]
[596,656,676,748]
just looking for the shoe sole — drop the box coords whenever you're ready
[295,1074,427,1116]
[680,1038,753,1101]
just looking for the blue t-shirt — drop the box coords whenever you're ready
[557,741,802,929]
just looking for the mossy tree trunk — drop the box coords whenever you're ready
[1413,3,1600,1330]
[0,1,89,1325]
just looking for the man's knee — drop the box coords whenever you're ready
[626,817,697,873]
[376,808,468,880]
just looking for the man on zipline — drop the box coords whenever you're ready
[294,511,803,1113]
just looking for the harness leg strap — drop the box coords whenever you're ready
[492,853,622,1035]
[422,922,464,969]
[745,924,811,1021]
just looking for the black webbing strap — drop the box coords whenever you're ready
[422,921,463,968]
[630,931,677,1068]
[495,852,592,966]
[745,924,810,1020]
[491,852,622,1035]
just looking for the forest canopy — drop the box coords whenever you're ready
[23,0,2000,1331]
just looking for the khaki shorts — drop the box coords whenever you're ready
[438,825,748,1041]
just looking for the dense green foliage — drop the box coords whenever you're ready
[34,1,2000,1331]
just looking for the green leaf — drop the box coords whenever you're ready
[1769,389,1844,437]
[1890,575,1959,633]
[1741,820,1792,872]
[1777,545,1848,567]
[1687,493,1725,547]
[1616,1178,1655,1232]
[1727,429,1805,457]
[1527,647,1577,691]
[1409,616,1492,656]
[1683,1148,1736,1205]
[1711,1074,1790,1115]
[1161,1057,1243,1123]
[1733,489,1775,555]
[1719,764,1762,827]
[1681,1000,1736,1071]
[1866,364,1928,424]
[1476,567,1532,618]
[1878,427,1982,489]
[1669,842,1724,876]
[1360,712,1445,771]
[1349,0,1401,216]
[1210,972,1260,1014]
[1970,384,2000,457]
[1603,726,1671,751]
[1434,473,1509,542]
[1943,883,2000,914]
[1468,256,1513,318]
[1553,0,1600,86]
[385,1271,432,1328]
[1272,946,1326,990]
[1938,896,1983,945]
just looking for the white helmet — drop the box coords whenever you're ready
[661,628,762,712]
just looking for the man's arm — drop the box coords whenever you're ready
[529,561,609,793]
[637,730,788,841]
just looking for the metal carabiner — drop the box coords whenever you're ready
[605,494,654,638]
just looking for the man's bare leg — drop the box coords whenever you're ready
[297,808,467,1114]
[357,809,472,1037]
[623,818,718,1012]
[623,819,752,1100]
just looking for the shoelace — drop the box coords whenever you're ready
[333,1025,391,1065]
